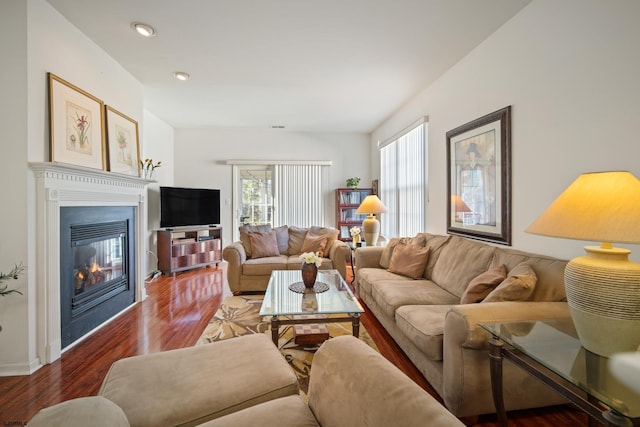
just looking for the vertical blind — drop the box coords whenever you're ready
[273,164,325,227]
[380,123,426,238]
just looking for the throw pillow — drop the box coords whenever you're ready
[273,225,289,254]
[239,224,272,258]
[309,226,340,254]
[379,234,427,269]
[387,242,430,280]
[460,264,507,304]
[483,263,538,302]
[300,231,329,257]
[248,231,280,259]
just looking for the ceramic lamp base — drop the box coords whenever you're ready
[362,214,379,246]
[565,246,640,357]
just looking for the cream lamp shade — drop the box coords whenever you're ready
[355,195,388,246]
[526,171,640,356]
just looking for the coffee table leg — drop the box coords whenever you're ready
[350,313,361,338]
[488,337,508,427]
[270,316,279,346]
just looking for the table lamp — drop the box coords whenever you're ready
[452,194,471,223]
[526,171,640,357]
[355,195,388,246]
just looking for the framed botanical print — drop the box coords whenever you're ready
[48,73,106,170]
[446,106,512,245]
[105,106,141,176]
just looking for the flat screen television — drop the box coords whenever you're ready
[160,186,221,228]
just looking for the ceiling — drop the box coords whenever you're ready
[46,0,530,133]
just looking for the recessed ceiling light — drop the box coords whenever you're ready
[131,22,156,37]
[173,71,190,81]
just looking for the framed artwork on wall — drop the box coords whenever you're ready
[446,106,512,245]
[48,73,106,170]
[105,106,141,177]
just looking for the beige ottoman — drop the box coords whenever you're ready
[99,334,299,427]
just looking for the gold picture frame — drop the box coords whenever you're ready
[105,106,141,177]
[48,73,106,170]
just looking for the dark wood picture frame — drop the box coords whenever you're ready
[446,106,511,245]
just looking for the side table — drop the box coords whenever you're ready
[480,319,639,427]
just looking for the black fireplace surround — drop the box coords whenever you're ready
[60,206,136,348]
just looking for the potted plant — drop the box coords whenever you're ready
[346,177,360,190]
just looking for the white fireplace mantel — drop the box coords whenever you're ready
[30,162,149,365]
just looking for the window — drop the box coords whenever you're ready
[230,161,330,240]
[380,121,427,238]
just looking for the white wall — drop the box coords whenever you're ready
[173,128,370,244]
[371,0,640,262]
[142,109,174,275]
[0,0,155,374]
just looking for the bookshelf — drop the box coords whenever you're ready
[335,188,372,241]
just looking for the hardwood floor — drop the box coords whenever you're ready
[0,264,587,425]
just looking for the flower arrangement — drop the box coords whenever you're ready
[346,177,360,189]
[349,226,361,237]
[140,158,162,179]
[300,252,322,267]
[0,263,24,297]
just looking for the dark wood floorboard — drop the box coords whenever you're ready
[0,264,588,426]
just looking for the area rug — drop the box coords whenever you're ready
[197,295,377,392]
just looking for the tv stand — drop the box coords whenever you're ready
[157,226,222,276]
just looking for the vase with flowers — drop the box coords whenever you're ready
[300,252,322,288]
[140,158,162,179]
[350,226,362,246]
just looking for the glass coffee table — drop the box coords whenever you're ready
[481,319,640,427]
[259,269,364,346]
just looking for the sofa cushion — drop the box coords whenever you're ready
[371,280,460,319]
[388,242,430,279]
[484,263,537,302]
[242,255,289,276]
[288,226,308,255]
[99,334,299,427]
[27,396,130,427]
[239,224,272,258]
[356,267,413,301]
[199,395,319,427]
[379,234,427,269]
[248,231,280,259]
[286,255,333,271]
[430,236,496,298]
[460,264,507,304]
[273,225,290,254]
[419,234,452,279]
[300,231,329,256]
[395,305,455,361]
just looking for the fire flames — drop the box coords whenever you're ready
[74,259,106,295]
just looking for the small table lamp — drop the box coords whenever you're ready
[526,171,640,357]
[355,195,388,246]
[452,195,471,223]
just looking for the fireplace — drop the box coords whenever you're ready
[30,162,148,368]
[60,206,136,348]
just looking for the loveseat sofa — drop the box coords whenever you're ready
[28,334,464,427]
[355,233,572,418]
[223,224,349,293]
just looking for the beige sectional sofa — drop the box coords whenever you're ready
[28,334,464,427]
[355,233,572,418]
[223,224,350,293]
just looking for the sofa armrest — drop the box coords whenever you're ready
[444,301,571,350]
[328,240,349,280]
[354,246,384,269]
[222,242,246,292]
[308,336,464,427]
